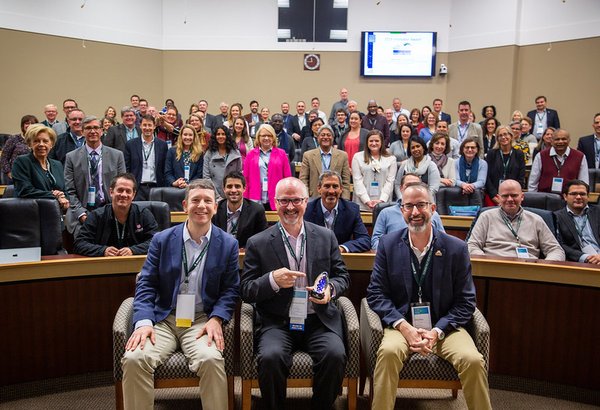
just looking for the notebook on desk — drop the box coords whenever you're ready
[0,247,41,264]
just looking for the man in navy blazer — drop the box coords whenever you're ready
[304,170,370,252]
[527,95,560,139]
[122,179,239,410]
[367,183,491,410]
[125,115,168,200]
[576,113,600,169]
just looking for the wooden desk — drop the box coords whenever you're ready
[1,254,598,390]
[0,184,5,196]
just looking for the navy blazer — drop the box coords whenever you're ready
[164,147,203,186]
[527,108,560,130]
[49,131,78,164]
[304,198,371,252]
[367,228,476,334]
[133,224,240,325]
[576,135,597,169]
[554,206,600,262]
[241,222,350,339]
[125,137,168,187]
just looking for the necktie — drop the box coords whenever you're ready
[90,151,102,207]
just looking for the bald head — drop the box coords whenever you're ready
[498,179,524,216]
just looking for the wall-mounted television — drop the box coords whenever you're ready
[360,31,437,78]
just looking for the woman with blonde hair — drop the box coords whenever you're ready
[187,113,210,152]
[165,124,204,189]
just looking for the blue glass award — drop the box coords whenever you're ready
[310,271,329,300]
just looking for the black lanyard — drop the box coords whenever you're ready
[500,150,512,180]
[114,218,126,247]
[143,141,154,163]
[182,239,210,285]
[501,213,523,244]
[552,155,564,177]
[278,222,305,271]
[410,247,434,303]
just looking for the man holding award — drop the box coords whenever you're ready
[241,177,350,409]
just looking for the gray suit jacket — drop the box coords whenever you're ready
[448,122,484,159]
[64,145,126,233]
[103,124,142,153]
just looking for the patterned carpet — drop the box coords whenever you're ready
[1,372,599,409]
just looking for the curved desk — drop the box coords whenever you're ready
[1,254,598,392]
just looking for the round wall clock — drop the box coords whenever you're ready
[303,53,321,71]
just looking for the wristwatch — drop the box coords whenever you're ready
[434,327,445,340]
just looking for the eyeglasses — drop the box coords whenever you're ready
[69,117,83,122]
[463,146,478,150]
[276,197,306,206]
[401,202,430,211]
[83,126,102,131]
[499,193,521,199]
[567,192,588,197]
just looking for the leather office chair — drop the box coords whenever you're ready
[359,298,490,403]
[372,202,395,226]
[435,186,484,215]
[133,200,171,231]
[0,198,64,255]
[588,169,600,193]
[522,191,564,212]
[148,187,186,212]
[239,297,359,410]
[112,297,235,410]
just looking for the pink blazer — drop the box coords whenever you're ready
[243,147,291,209]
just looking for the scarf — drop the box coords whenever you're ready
[429,153,448,178]
[406,155,432,177]
[459,156,479,183]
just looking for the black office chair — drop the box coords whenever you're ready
[0,198,64,255]
[133,201,171,231]
[522,191,563,212]
[372,202,395,227]
[148,187,186,211]
[2,185,14,198]
[435,186,484,216]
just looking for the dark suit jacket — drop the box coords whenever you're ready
[133,224,240,325]
[204,113,217,132]
[439,112,451,123]
[124,137,168,187]
[304,198,370,253]
[164,147,203,186]
[290,114,309,137]
[367,228,476,334]
[213,198,268,248]
[576,135,598,169]
[241,222,350,339]
[554,206,600,262]
[49,131,79,164]
[73,203,158,256]
[103,124,142,153]
[64,145,126,233]
[12,153,67,199]
[527,108,560,130]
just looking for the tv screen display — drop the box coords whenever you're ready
[361,31,437,77]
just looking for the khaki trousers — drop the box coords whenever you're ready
[121,312,228,410]
[372,327,492,410]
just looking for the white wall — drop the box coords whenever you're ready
[0,0,598,51]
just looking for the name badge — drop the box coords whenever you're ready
[166,140,172,149]
[536,123,544,137]
[175,293,195,328]
[262,177,268,192]
[289,289,308,331]
[87,186,96,207]
[410,302,432,330]
[551,177,563,193]
[184,165,190,181]
[369,181,380,197]
[515,246,531,259]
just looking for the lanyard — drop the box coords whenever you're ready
[552,155,564,176]
[410,247,434,303]
[114,218,126,246]
[181,239,210,285]
[571,213,589,240]
[458,123,469,141]
[278,222,305,271]
[501,213,523,244]
[143,141,154,163]
[182,150,191,167]
[500,150,512,180]
[536,111,546,122]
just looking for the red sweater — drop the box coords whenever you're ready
[538,148,584,192]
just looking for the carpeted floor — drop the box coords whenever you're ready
[1,372,599,409]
